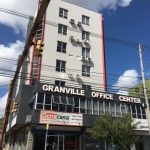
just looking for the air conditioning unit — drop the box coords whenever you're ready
[69,35,75,41]
[74,74,80,80]
[77,21,82,26]
[84,39,89,44]
[87,57,92,62]
[76,39,82,43]
[81,56,86,60]
[68,74,73,78]
[69,19,75,24]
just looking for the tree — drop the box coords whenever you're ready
[92,113,139,150]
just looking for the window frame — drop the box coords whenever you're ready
[58,24,68,35]
[82,15,90,25]
[55,80,65,86]
[82,65,90,77]
[56,60,66,72]
[82,47,90,58]
[59,8,68,19]
[82,31,90,40]
[57,41,67,53]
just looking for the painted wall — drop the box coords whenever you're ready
[40,0,105,91]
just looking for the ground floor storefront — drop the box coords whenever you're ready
[3,125,150,150]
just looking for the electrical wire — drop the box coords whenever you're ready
[0,56,141,79]
[0,7,150,51]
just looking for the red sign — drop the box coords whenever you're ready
[41,112,57,120]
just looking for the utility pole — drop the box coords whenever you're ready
[139,44,150,134]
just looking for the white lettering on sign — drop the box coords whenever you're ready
[42,85,142,104]
[91,92,113,100]
[42,85,85,96]
[119,96,141,104]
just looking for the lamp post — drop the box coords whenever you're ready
[44,124,49,150]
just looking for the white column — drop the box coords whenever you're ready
[25,130,34,150]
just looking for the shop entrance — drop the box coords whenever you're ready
[46,134,79,150]
[33,133,80,150]
[46,135,64,150]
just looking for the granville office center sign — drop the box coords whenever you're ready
[42,84,143,104]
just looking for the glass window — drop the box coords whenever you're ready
[45,105,51,110]
[141,107,146,119]
[66,106,73,112]
[87,99,92,114]
[121,102,126,116]
[136,105,142,119]
[126,104,131,113]
[82,47,90,58]
[110,101,115,116]
[59,8,68,19]
[105,101,110,114]
[99,101,104,115]
[60,96,67,105]
[80,97,86,113]
[56,60,66,72]
[53,95,60,104]
[82,15,90,25]
[67,96,74,105]
[131,105,137,118]
[55,80,65,86]
[82,65,90,77]
[74,97,79,113]
[59,105,66,112]
[37,104,43,109]
[37,93,44,103]
[57,41,67,53]
[45,94,51,105]
[58,24,67,35]
[93,99,98,115]
[116,102,121,117]
[82,31,90,40]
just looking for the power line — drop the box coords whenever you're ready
[0,7,150,51]
[0,56,141,79]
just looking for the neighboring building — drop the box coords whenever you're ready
[129,79,150,99]
[3,0,149,150]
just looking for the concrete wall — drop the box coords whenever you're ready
[40,0,105,91]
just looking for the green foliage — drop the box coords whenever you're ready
[0,118,3,130]
[92,114,139,150]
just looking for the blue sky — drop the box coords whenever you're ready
[0,0,150,116]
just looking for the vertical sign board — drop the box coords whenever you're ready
[11,115,17,128]
[39,111,83,126]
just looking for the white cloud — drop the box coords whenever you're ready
[64,0,133,11]
[112,70,139,95]
[0,93,8,117]
[0,40,24,86]
[0,0,38,34]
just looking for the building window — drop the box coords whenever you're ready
[82,85,91,90]
[59,8,68,19]
[56,60,66,72]
[82,31,90,40]
[82,47,90,58]
[55,80,65,86]
[82,65,90,77]
[82,15,90,25]
[58,24,67,35]
[35,93,146,119]
[57,41,67,53]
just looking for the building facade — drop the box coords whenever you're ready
[3,0,150,150]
